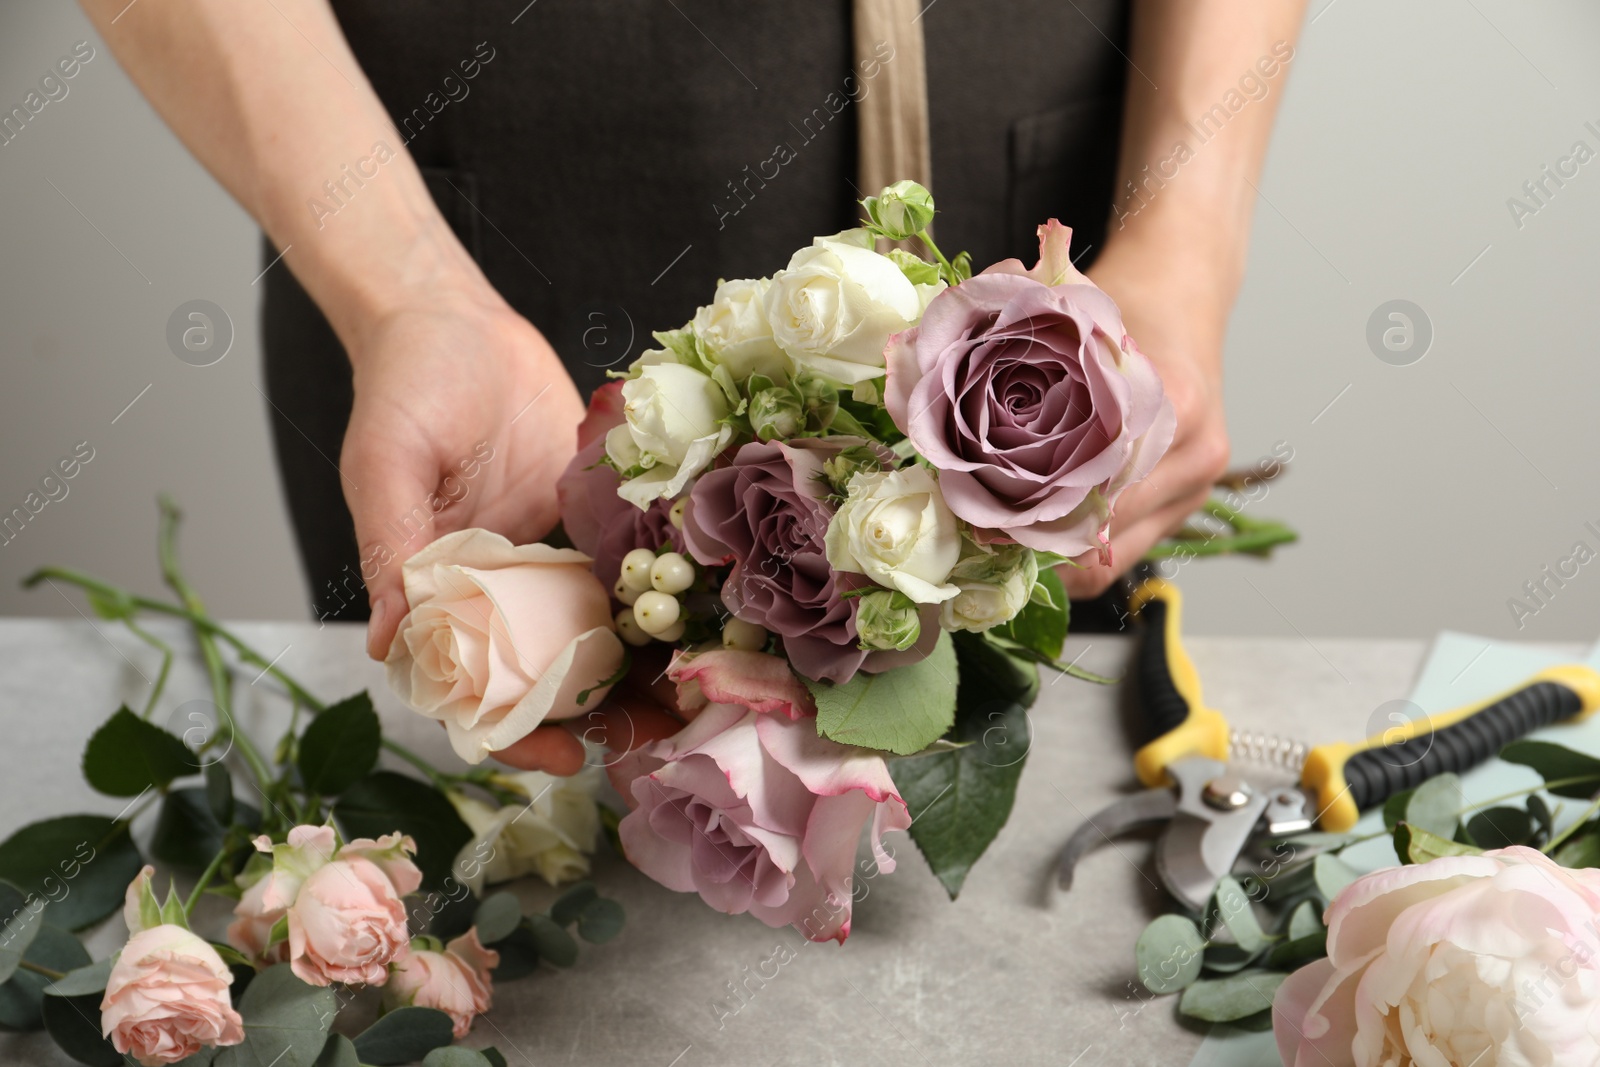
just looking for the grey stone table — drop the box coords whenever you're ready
[0,618,1484,1067]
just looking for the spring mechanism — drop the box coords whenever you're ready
[1230,729,1308,773]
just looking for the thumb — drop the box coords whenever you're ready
[341,435,439,661]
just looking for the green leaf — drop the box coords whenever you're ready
[44,958,113,998]
[353,1006,455,1066]
[298,693,381,795]
[1465,806,1536,849]
[1287,899,1322,941]
[550,882,598,927]
[807,632,958,754]
[577,898,625,944]
[486,923,540,981]
[42,988,121,1066]
[1502,740,1600,799]
[313,1034,360,1067]
[214,964,337,1067]
[1528,794,1555,843]
[0,815,143,931]
[1313,852,1360,901]
[1404,773,1465,839]
[1178,971,1289,1023]
[1134,914,1205,995]
[1199,943,1258,975]
[1266,929,1328,970]
[1381,788,1413,833]
[525,914,578,968]
[0,924,90,1030]
[0,900,44,983]
[889,632,1035,898]
[473,892,522,946]
[1554,831,1600,869]
[81,707,196,797]
[481,1050,509,1067]
[1211,876,1265,953]
[206,762,236,827]
[334,772,473,892]
[151,788,260,873]
[992,568,1068,663]
[1395,823,1483,865]
[425,886,479,941]
[423,1049,492,1067]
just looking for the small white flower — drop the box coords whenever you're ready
[939,542,1039,633]
[449,767,603,892]
[611,363,733,507]
[764,230,924,385]
[825,466,960,604]
[692,278,792,382]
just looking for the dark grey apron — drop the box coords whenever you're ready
[262,0,1131,623]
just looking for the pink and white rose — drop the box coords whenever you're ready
[383,929,499,1038]
[1274,845,1600,1067]
[386,527,626,763]
[610,650,909,942]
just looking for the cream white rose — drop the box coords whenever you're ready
[692,278,792,382]
[613,363,733,508]
[386,529,625,763]
[939,542,1038,632]
[450,767,602,891]
[825,467,960,604]
[764,230,923,385]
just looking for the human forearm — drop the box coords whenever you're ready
[1105,0,1308,315]
[78,0,488,351]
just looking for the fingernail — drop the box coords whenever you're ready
[366,596,389,659]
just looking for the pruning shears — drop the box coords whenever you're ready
[1057,575,1600,911]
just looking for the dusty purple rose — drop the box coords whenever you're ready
[556,381,684,592]
[883,221,1175,561]
[681,438,933,684]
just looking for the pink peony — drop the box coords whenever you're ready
[1274,846,1600,1066]
[101,924,244,1066]
[239,826,422,988]
[883,220,1174,560]
[611,650,910,942]
[383,929,500,1038]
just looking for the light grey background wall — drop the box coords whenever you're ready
[1,0,1597,642]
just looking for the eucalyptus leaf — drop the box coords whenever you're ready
[807,632,958,754]
[1266,929,1328,970]
[1211,876,1265,953]
[1395,823,1483,865]
[1404,774,1465,839]
[577,898,625,944]
[525,914,578,968]
[486,923,540,981]
[550,882,598,927]
[1178,970,1289,1023]
[423,1049,492,1067]
[1135,914,1205,995]
[42,989,121,1066]
[472,892,522,946]
[0,901,43,983]
[352,1006,454,1066]
[297,693,381,795]
[1501,740,1600,799]
[81,707,196,797]
[1287,899,1322,941]
[214,963,336,1067]
[312,1034,360,1067]
[1553,831,1600,869]
[1381,788,1413,833]
[0,815,143,930]
[481,1050,508,1067]
[1313,853,1360,900]
[43,958,113,998]
[0,924,90,1030]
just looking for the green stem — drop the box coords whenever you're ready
[1144,526,1297,560]
[17,960,65,981]
[383,738,455,789]
[183,848,231,916]
[1544,791,1600,854]
[914,229,956,280]
[123,618,174,719]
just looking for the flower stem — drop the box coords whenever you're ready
[183,847,231,916]
[1544,790,1600,854]
[17,960,65,981]
[123,618,174,719]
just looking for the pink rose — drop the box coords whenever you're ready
[224,876,287,964]
[102,924,244,1066]
[883,220,1175,560]
[612,651,910,942]
[1274,846,1600,1067]
[243,826,422,988]
[385,527,626,763]
[383,929,500,1038]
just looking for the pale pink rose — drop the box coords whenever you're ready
[1274,846,1600,1067]
[386,528,627,763]
[611,651,909,942]
[245,826,422,988]
[101,924,244,1066]
[383,929,500,1038]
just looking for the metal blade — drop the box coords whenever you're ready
[1057,787,1177,890]
[1156,759,1273,911]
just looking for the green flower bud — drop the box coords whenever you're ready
[793,372,839,431]
[855,589,921,651]
[821,446,885,494]
[749,386,805,441]
[863,180,936,241]
[887,247,941,287]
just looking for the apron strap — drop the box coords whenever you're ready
[853,0,932,208]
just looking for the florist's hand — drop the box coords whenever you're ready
[341,290,584,661]
[1067,239,1232,598]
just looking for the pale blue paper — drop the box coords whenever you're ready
[1186,631,1598,1067]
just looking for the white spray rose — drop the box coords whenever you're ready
[692,278,792,383]
[764,230,923,385]
[450,767,603,892]
[612,363,733,508]
[939,542,1039,633]
[825,467,960,604]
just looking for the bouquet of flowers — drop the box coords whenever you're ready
[383,182,1177,940]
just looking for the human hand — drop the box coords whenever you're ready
[1064,236,1233,598]
[340,287,585,660]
